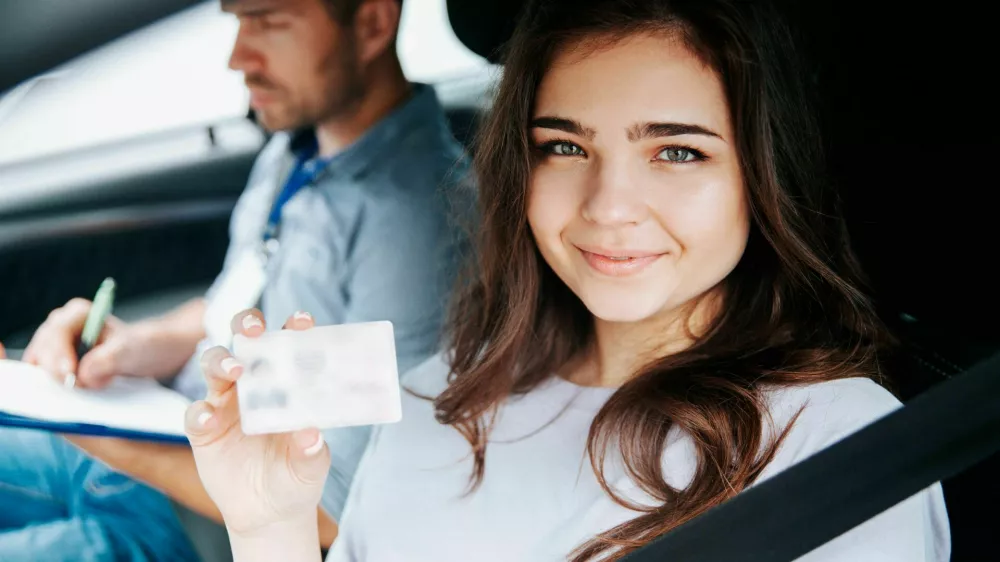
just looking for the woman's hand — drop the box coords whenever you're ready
[184,309,330,538]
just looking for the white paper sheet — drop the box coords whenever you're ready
[0,359,190,438]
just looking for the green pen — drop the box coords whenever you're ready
[76,277,117,360]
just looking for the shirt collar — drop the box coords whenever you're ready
[288,128,319,162]
[285,83,445,180]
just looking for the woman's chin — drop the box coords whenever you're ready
[580,292,671,325]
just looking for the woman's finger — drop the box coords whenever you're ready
[184,400,233,448]
[230,309,266,339]
[286,428,331,485]
[281,311,315,331]
[199,345,243,406]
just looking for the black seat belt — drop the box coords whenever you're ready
[625,350,1000,561]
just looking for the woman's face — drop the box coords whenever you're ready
[528,32,750,324]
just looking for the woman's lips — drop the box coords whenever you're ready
[577,247,666,277]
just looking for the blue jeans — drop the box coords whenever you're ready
[0,428,199,561]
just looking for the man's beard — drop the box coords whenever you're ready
[312,37,366,126]
[251,42,366,132]
[315,44,366,126]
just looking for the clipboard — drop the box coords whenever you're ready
[0,412,189,444]
[0,359,191,444]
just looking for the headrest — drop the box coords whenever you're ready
[446,0,523,63]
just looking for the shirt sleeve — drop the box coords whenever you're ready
[341,187,466,374]
[170,135,289,398]
[314,176,468,520]
[205,133,290,305]
[759,379,952,562]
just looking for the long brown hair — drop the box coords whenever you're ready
[437,0,890,559]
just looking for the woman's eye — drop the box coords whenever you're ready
[547,142,585,156]
[656,147,700,163]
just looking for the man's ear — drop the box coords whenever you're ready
[352,0,402,65]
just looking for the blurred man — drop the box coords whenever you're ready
[0,0,470,559]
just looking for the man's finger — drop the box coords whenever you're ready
[231,309,266,339]
[26,309,86,383]
[77,342,122,389]
[34,344,78,386]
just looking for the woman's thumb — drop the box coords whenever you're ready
[288,429,330,484]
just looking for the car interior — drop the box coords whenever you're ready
[0,0,996,560]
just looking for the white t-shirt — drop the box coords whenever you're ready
[327,354,950,562]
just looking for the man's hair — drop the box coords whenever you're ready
[324,0,403,23]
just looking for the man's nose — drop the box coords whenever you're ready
[227,28,262,75]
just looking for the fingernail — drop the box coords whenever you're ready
[197,412,213,427]
[242,315,264,331]
[59,358,73,374]
[63,373,77,389]
[293,311,313,322]
[220,357,240,375]
[304,434,325,456]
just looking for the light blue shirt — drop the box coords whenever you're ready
[172,83,473,519]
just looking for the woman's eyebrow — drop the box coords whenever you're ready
[530,117,724,144]
[530,116,597,141]
[627,122,723,142]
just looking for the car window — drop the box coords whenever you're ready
[0,0,488,168]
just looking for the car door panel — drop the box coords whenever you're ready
[0,118,264,345]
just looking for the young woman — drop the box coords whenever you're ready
[184,0,950,560]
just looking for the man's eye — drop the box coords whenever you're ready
[546,142,585,156]
[259,15,289,29]
[655,147,702,163]
[242,13,288,31]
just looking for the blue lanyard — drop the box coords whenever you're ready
[263,137,330,242]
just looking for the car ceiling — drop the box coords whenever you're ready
[0,0,201,93]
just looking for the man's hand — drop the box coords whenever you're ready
[22,298,146,388]
[23,297,207,389]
